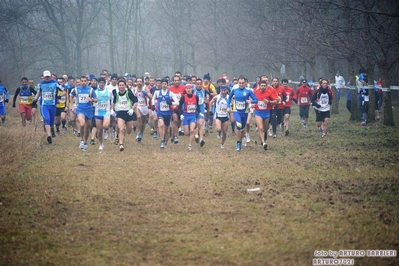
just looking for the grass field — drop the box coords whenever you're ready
[1,100,398,265]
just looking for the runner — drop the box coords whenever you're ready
[28,79,39,124]
[178,84,199,151]
[69,76,98,151]
[54,76,68,134]
[94,77,113,150]
[0,79,10,125]
[169,75,186,143]
[152,78,179,148]
[253,80,278,150]
[281,79,295,136]
[111,79,138,151]
[34,70,63,144]
[150,78,162,138]
[133,77,152,143]
[12,77,37,127]
[311,78,333,137]
[270,77,286,138]
[193,80,208,147]
[105,74,118,143]
[226,76,258,151]
[201,73,217,136]
[295,79,313,128]
[209,85,230,149]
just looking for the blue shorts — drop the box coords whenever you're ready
[254,110,271,120]
[158,114,172,127]
[41,105,56,126]
[233,112,248,130]
[76,108,94,120]
[183,113,197,126]
[0,105,6,116]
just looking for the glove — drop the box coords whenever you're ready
[12,103,16,108]
[166,100,172,106]
[5,99,9,103]
[180,114,184,120]
[151,105,156,111]
[111,110,116,117]
[127,109,134,116]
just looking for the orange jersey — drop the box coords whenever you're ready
[272,85,286,110]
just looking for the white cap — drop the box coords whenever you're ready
[43,70,51,77]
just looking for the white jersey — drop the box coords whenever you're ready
[134,88,149,116]
[316,92,331,112]
[214,94,229,118]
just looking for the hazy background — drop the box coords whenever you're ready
[0,0,398,87]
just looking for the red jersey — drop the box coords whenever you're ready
[272,85,286,110]
[182,94,198,114]
[283,86,295,108]
[254,87,278,111]
[296,85,314,106]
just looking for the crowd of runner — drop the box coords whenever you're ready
[0,70,338,152]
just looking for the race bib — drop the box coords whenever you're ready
[79,93,89,103]
[286,95,290,101]
[258,101,266,110]
[138,98,146,106]
[198,97,204,105]
[120,99,128,109]
[160,101,169,111]
[0,95,3,102]
[364,95,369,101]
[97,102,107,110]
[43,92,54,100]
[59,95,66,103]
[219,105,227,115]
[300,97,308,104]
[20,96,29,103]
[319,94,329,106]
[187,104,196,113]
[236,101,245,110]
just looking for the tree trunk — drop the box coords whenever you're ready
[107,0,115,72]
[381,68,395,126]
[366,65,376,122]
[349,59,358,121]
[328,55,339,114]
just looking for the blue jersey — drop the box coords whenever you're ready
[0,85,9,107]
[194,88,206,114]
[227,87,258,113]
[39,80,59,106]
[156,90,173,116]
[71,86,96,110]
[95,88,112,116]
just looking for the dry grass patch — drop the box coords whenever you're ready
[1,104,399,265]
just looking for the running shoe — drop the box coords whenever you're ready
[119,144,124,151]
[273,134,277,138]
[188,144,192,151]
[77,131,81,137]
[246,133,250,142]
[73,129,77,135]
[160,140,165,149]
[220,144,224,149]
[136,132,143,142]
[90,139,95,145]
[242,136,247,146]
[153,131,158,138]
[217,132,221,139]
[79,140,84,149]
[204,130,209,137]
[268,128,272,137]
[236,142,241,151]
[173,136,179,144]
[98,144,104,151]
[194,134,199,143]
[200,139,205,147]
[285,130,289,136]
[103,130,108,140]
[51,130,56,138]
[114,138,119,145]
[263,142,268,150]
[82,144,88,152]
[47,136,52,144]
[322,133,326,138]
[150,128,154,135]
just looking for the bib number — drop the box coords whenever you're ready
[160,101,169,111]
[258,101,266,109]
[236,101,245,110]
[43,92,54,100]
[300,97,308,104]
[79,94,89,103]
[187,104,196,113]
